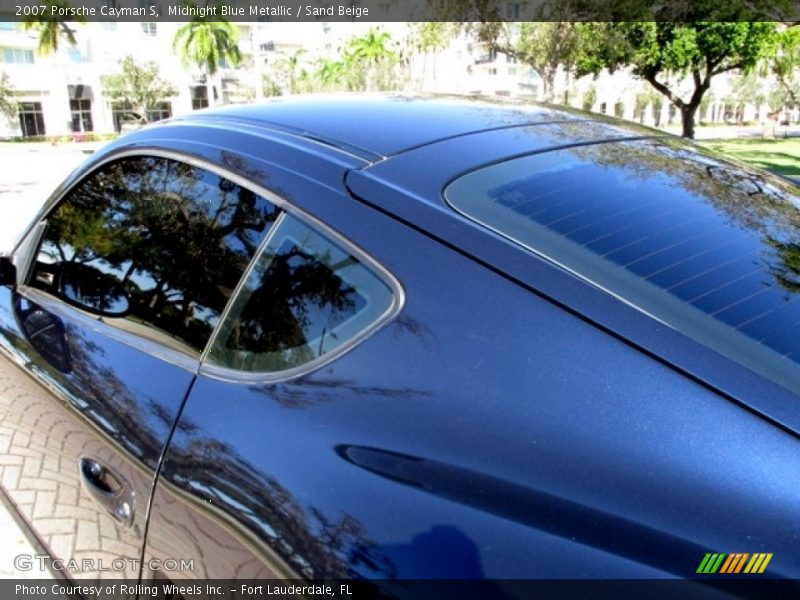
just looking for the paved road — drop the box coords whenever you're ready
[0,143,104,253]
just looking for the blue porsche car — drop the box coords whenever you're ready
[0,95,798,595]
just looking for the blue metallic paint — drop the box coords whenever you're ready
[1,97,798,587]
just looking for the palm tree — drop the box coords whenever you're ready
[316,58,346,91]
[276,49,308,94]
[347,29,397,66]
[173,5,242,108]
[21,0,84,55]
[345,29,398,91]
[172,5,241,76]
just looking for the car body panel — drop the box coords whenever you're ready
[345,128,800,438]
[144,172,800,580]
[0,285,194,583]
[0,97,798,587]
[191,95,590,159]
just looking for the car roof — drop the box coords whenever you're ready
[179,94,626,160]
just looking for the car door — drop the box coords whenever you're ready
[137,155,800,589]
[140,186,405,583]
[0,153,278,584]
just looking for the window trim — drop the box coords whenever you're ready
[199,211,403,383]
[17,285,201,373]
[15,148,404,381]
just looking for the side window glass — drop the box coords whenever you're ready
[208,214,395,373]
[29,156,279,356]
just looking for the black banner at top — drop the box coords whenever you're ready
[0,0,798,22]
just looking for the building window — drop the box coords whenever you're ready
[3,48,34,64]
[138,0,156,35]
[140,22,157,36]
[488,68,497,75]
[146,101,171,122]
[18,102,45,137]
[111,102,136,133]
[68,48,87,63]
[191,86,209,110]
[508,67,517,76]
[70,99,93,133]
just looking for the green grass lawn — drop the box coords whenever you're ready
[701,138,800,181]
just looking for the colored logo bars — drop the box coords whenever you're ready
[696,553,773,574]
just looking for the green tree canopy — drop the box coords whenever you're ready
[0,72,17,125]
[311,29,400,92]
[173,6,242,76]
[21,0,84,55]
[411,22,457,54]
[315,57,347,90]
[474,21,582,103]
[101,56,177,124]
[275,49,310,94]
[345,29,399,91]
[575,21,779,138]
[347,29,398,66]
[410,22,458,83]
[771,27,800,107]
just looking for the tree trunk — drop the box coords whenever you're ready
[642,69,708,140]
[542,75,555,103]
[680,103,698,139]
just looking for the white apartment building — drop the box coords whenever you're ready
[0,20,411,138]
[1,20,797,139]
[0,19,263,138]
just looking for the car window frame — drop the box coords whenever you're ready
[197,196,404,384]
[14,147,404,381]
[442,141,800,398]
[201,211,401,381]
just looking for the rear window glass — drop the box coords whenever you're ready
[445,139,800,393]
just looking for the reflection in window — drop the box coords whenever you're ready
[446,139,800,393]
[30,157,280,356]
[208,214,394,372]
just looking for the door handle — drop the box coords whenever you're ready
[79,457,135,528]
